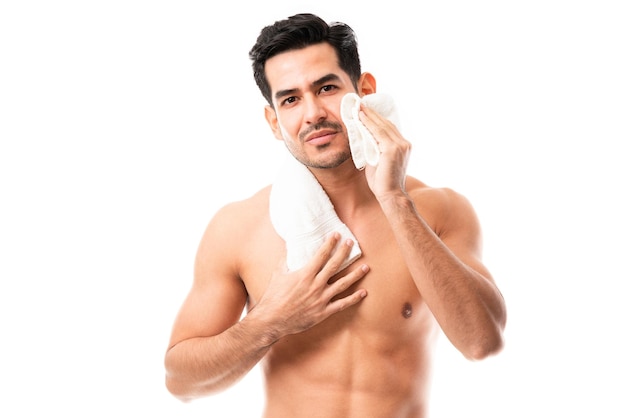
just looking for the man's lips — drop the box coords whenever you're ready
[305,130,337,145]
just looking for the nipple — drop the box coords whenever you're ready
[402,302,413,319]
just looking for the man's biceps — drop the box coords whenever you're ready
[178,277,247,333]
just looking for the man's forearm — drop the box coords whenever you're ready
[378,192,505,359]
[165,312,276,401]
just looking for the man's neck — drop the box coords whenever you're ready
[308,161,375,217]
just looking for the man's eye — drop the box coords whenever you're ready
[282,97,297,106]
[320,85,337,93]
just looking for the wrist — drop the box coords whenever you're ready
[243,305,283,347]
[376,190,412,209]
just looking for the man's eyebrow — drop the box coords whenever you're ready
[274,87,299,102]
[273,73,342,102]
[312,73,341,88]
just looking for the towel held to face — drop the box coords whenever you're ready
[340,92,401,170]
[269,92,399,273]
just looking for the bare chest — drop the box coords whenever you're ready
[239,212,434,338]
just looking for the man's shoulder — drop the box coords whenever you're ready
[225,184,272,210]
[210,185,272,230]
[406,176,468,205]
[195,184,274,275]
[405,176,475,227]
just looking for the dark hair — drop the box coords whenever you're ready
[249,13,361,105]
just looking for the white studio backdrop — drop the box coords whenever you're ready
[1,1,624,417]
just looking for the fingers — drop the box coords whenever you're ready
[269,233,368,331]
[325,264,369,316]
[359,106,409,153]
[326,263,369,296]
[304,232,341,274]
[327,286,368,315]
[359,106,401,138]
[306,232,369,308]
[306,232,353,277]
[317,236,356,278]
[307,231,369,281]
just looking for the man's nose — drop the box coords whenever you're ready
[304,96,328,124]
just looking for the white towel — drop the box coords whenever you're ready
[341,92,400,170]
[269,156,362,272]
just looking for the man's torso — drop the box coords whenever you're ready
[234,178,441,417]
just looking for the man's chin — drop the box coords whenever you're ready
[303,151,351,169]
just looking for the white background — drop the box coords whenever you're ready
[1,1,625,417]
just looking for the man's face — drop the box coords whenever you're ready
[264,43,357,169]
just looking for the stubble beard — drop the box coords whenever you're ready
[283,121,351,169]
[303,147,351,169]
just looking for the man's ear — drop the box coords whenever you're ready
[357,72,377,96]
[264,105,284,141]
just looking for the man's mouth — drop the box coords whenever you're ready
[305,129,337,145]
[299,121,344,143]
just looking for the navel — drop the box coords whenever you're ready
[402,302,413,319]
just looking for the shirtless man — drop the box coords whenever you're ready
[164,13,507,418]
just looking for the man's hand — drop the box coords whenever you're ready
[251,233,369,340]
[358,105,412,201]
